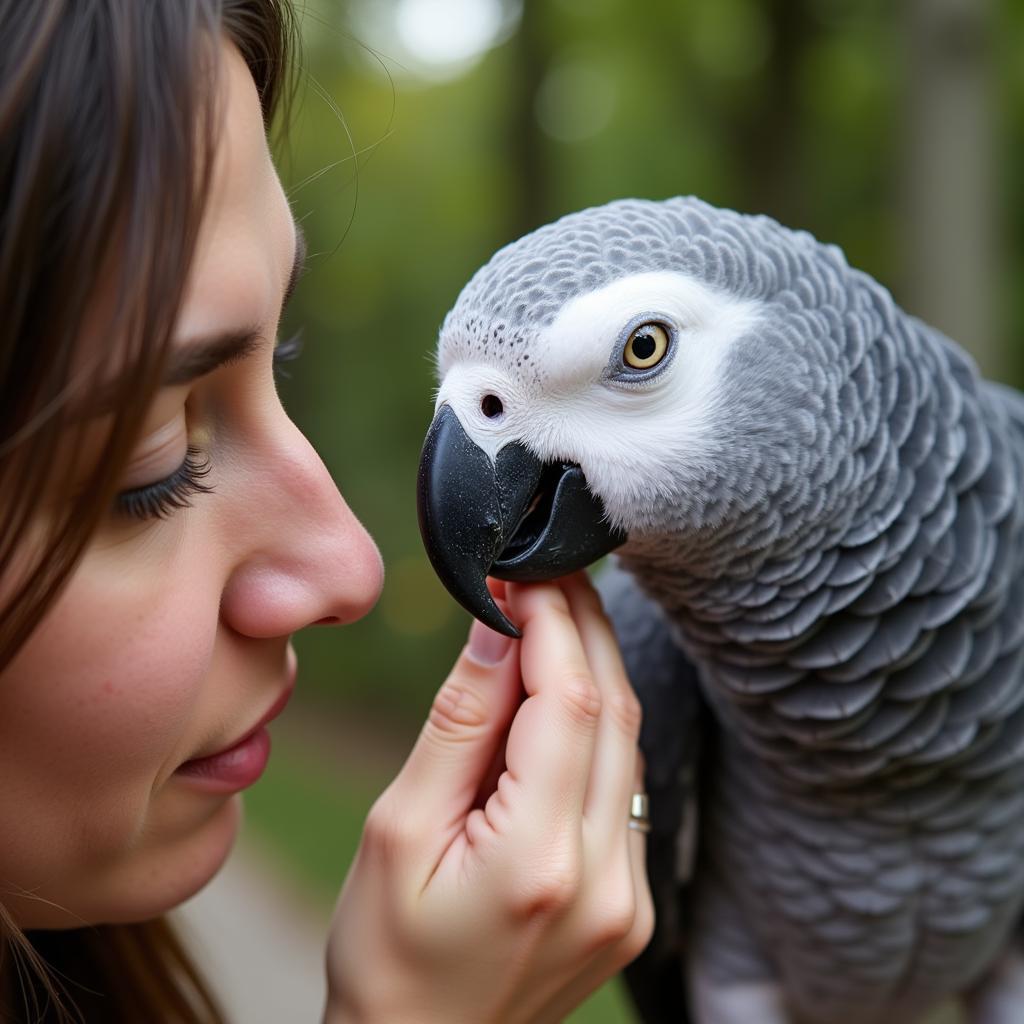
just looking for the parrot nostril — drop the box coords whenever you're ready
[481,394,504,419]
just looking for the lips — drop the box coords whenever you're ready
[416,404,626,637]
[175,676,295,793]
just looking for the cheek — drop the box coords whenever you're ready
[0,538,217,877]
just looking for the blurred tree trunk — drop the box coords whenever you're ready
[899,0,1002,377]
[731,0,816,231]
[503,0,549,239]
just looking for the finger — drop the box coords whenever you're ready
[472,754,503,812]
[472,671,528,808]
[627,750,655,959]
[627,751,652,914]
[500,580,603,827]
[386,615,522,843]
[559,573,643,838]
[472,701,515,810]
[540,753,654,1023]
[583,751,651,989]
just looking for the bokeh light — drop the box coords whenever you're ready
[353,0,522,81]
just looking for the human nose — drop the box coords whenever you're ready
[219,418,384,639]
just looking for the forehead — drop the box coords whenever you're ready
[438,269,755,389]
[436,197,714,378]
[174,41,294,343]
[447,199,693,332]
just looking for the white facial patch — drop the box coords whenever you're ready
[546,270,758,383]
[524,272,763,525]
[435,270,763,527]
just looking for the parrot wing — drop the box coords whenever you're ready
[596,559,710,1024]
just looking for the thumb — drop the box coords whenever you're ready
[386,619,521,846]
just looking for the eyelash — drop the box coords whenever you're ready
[115,338,304,522]
[272,331,304,378]
[115,447,213,521]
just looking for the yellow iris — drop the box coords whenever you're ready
[624,322,669,369]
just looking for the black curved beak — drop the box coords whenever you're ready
[417,404,627,637]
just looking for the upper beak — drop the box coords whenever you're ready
[417,404,627,636]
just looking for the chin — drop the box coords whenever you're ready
[108,794,245,924]
[17,795,244,930]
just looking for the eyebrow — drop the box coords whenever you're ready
[163,219,308,387]
[69,221,308,421]
[162,328,262,385]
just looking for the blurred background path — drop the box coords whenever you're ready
[176,837,329,1024]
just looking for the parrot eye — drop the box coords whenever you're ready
[623,322,670,370]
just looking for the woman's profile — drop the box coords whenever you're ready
[0,3,651,1021]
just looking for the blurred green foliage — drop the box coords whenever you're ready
[276,0,1024,722]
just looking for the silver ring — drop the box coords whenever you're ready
[628,792,651,834]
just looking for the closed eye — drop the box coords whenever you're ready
[115,447,213,520]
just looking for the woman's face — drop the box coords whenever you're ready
[0,43,383,928]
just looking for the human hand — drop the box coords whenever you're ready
[323,573,653,1024]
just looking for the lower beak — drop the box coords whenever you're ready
[417,405,626,636]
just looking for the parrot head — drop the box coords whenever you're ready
[418,197,857,636]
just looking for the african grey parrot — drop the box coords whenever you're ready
[415,196,1024,1024]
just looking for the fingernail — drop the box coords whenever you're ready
[467,619,513,666]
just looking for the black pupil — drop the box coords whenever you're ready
[631,332,657,360]
[481,394,503,418]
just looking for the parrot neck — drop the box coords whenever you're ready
[614,324,1024,795]
[617,516,830,592]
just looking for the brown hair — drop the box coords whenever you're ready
[0,1,297,1020]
